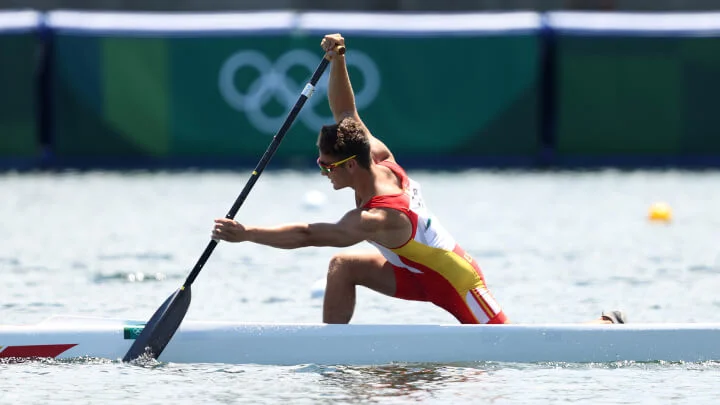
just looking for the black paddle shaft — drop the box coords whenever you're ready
[123,50,342,362]
[185,56,334,287]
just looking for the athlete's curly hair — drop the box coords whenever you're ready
[316,117,371,169]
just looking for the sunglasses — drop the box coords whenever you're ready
[317,155,357,174]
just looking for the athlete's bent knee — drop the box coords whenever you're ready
[327,253,356,282]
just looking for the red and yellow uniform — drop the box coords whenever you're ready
[364,161,508,324]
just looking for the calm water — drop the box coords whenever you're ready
[2,169,720,404]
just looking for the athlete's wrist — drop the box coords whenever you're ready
[243,226,259,243]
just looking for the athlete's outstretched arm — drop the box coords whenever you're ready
[212,210,384,249]
[321,33,394,163]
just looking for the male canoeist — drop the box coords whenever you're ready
[212,33,626,326]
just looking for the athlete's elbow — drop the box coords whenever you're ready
[294,226,319,248]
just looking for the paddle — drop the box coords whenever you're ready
[123,47,345,362]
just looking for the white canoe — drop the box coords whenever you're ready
[2,316,719,365]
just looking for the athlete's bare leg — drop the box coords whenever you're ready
[323,251,395,324]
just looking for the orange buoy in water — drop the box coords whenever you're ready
[648,202,672,222]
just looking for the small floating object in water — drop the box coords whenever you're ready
[648,202,672,222]
[303,190,327,210]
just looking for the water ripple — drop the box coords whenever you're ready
[688,264,720,274]
[92,271,171,284]
[98,252,174,262]
[262,297,292,304]
[609,276,653,286]
[0,257,20,266]
[0,356,116,366]
[27,302,64,308]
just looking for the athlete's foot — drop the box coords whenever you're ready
[600,310,627,324]
[586,310,627,324]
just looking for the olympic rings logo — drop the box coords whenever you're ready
[219,49,380,134]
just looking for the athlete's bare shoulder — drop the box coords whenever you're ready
[355,207,411,247]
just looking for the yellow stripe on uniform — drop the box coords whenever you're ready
[392,240,483,293]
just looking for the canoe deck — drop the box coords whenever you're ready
[2,316,719,365]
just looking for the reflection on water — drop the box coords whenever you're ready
[315,364,488,402]
[297,360,720,403]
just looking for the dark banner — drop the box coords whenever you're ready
[0,11,41,160]
[549,12,720,160]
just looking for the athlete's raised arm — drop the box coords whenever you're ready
[321,33,394,163]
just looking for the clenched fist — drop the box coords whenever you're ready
[212,218,248,242]
[321,33,346,60]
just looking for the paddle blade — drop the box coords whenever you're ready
[122,286,191,362]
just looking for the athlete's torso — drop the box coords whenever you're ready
[361,161,484,289]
